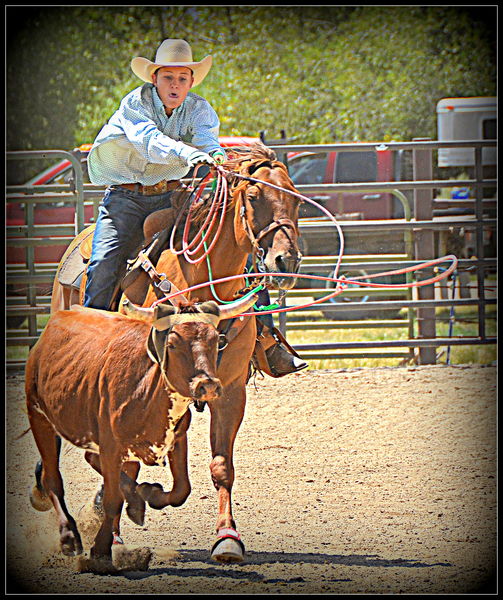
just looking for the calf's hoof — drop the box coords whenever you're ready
[76,554,117,574]
[125,498,145,526]
[211,529,245,563]
[92,485,106,517]
[29,485,52,512]
[136,482,165,508]
[60,526,83,557]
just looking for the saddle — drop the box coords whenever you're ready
[56,223,177,308]
[56,224,95,295]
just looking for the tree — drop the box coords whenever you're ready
[6,6,496,154]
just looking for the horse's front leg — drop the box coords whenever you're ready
[208,380,247,563]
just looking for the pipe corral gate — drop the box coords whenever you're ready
[6,140,497,371]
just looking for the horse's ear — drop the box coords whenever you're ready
[247,161,272,176]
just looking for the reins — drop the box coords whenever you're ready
[167,165,299,275]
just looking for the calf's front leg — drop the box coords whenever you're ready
[89,448,124,562]
[136,410,192,508]
[84,452,145,535]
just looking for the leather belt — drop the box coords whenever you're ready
[117,180,180,195]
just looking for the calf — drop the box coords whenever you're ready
[25,294,256,567]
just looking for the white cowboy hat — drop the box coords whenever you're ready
[131,39,212,86]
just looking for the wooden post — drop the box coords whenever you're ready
[412,138,436,364]
[473,146,486,340]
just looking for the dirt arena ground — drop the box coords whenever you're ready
[6,364,497,595]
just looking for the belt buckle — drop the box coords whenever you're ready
[147,180,165,195]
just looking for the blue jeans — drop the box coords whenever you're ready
[84,186,173,309]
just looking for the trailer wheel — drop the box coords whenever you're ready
[321,269,372,321]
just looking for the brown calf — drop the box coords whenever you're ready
[25,294,256,566]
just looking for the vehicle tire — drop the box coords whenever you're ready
[321,269,372,321]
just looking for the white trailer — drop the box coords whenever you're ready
[437,96,496,167]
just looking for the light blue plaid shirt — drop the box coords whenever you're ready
[88,83,223,186]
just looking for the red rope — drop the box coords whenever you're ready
[151,255,459,314]
[155,164,459,316]
[168,170,229,264]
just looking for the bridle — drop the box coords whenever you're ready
[237,190,299,273]
[226,167,300,274]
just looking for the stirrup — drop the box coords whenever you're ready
[252,325,308,378]
[265,342,308,377]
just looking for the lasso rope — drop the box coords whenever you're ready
[216,165,346,283]
[152,257,458,315]
[153,165,458,315]
[168,167,229,264]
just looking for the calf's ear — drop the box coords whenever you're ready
[153,304,177,331]
[146,329,169,372]
[197,300,220,317]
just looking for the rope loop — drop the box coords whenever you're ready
[154,163,459,316]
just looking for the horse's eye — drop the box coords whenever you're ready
[246,186,259,202]
[167,335,177,350]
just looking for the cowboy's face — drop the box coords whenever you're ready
[153,66,194,115]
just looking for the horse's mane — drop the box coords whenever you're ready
[224,142,278,174]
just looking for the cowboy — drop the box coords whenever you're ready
[86,38,306,377]
[85,39,225,310]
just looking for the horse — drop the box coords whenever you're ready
[49,143,303,562]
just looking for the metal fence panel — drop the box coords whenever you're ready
[6,141,496,370]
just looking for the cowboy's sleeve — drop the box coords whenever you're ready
[190,102,224,155]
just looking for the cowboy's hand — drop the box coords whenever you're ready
[211,149,226,165]
[186,150,215,168]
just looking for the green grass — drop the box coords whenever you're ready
[283,305,496,369]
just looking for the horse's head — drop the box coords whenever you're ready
[227,144,303,290]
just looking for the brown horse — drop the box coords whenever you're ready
[50,144,303,562]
